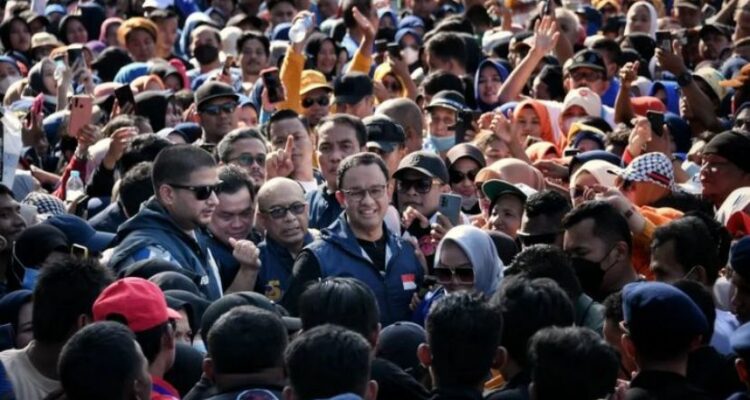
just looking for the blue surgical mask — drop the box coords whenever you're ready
[22,267,39,290]
[426,135,456,152]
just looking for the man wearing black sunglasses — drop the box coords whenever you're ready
[110,145,225,300]
[217,127,268,188]
[300,70,333,127]
[195,81,239,146]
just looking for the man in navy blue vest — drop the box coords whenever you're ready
[306,114,367,230]
[282,152,425,325]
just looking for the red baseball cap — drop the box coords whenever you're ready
[93,277,182,332]
[727,211,750,239]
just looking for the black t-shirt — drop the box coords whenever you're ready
[357,235,387,272]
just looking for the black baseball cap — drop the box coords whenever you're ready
[333,72,374,105]
[364,115,406,153]
[425,90,466,112]
[394,151,449,183]
[446,143,486,168]
[482,179,528,204]
[565,49,606,74]
[700,22,732,39]
[194,81,239,110]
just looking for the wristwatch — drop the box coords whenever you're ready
[677,72,693,87]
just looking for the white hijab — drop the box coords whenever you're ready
[624,1,658,39]
[434,225,504,296]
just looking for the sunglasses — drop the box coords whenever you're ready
[262,202,306,219]
[449,169,478,184]
[169,182,221,200]
[434,266,474,284]
[384,81,401,92]
[229,153,266,167]
[518,231,562,247]
[397,177,434,194]
[302,96,330,108]
[200,102,237,116]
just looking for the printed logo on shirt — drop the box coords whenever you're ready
[264,280,282,302]
[402,274,416,291]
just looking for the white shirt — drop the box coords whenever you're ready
[0,344,60,400]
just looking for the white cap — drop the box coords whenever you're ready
[562,87,601,117]
[143,0,174,10]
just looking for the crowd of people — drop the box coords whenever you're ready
[0,0,750,397]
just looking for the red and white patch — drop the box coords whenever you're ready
[402,274,416,291]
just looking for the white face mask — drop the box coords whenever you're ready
[402,47,419,66]
[0,74,21,95]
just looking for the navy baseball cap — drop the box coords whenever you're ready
[393,151,449,183]
[425,90,466,112]
[622,282,708,339]
[375,321,426,373]
[45,214,115,253]
[364,115,406,153]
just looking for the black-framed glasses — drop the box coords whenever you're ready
[449,169,478,184]
[229,153,266,167]
[169,182,221,200]
[200,102,237,116]
[434,266,474,284]
[396,177,434,194]
[262,202,306,219]
[302,96,330,108]
[518,231,562,247]
[342,185,387,202]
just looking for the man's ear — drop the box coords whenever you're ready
[364,380,379,400]
[417,343,432,368]
[202,357,215,381]
[158,184,175,206]
[492,346,508,371]
[335,190,346,208]
[621,333,637,362]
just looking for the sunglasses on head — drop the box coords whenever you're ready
[229,153,266,167]
[200,102,237,116]
[263,202,306,219]
[169,182,222,200]
[397,177,434,194]
[302,96,330,108]
[434,266,474,284]
[449,169,478,184]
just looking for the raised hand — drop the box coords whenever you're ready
[619,61,640,88]
[531,15,560,57]
[352,6,377,43]
[266,135,295,178]
[229,237,261,269]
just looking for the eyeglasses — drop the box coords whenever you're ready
[397,177,434,194]
[434,265,474,284]
[384,81,402,92]
[518,231,562,247]
[302,96,330,108]
[169,182,222,200]
[570,70,604,82]
[229,153,266,167]
[449,169,478,184]
[200,102,237,116]
[342,185,387,202]
[262,202,306,219]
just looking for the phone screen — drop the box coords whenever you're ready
[261,68,285,104]
[655,31,672,51]
[387,43,401,60]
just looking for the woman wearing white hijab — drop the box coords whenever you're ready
[412,225,504,325]
[569,159,622,206]
[624,1,658,39]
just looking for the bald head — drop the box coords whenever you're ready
[376,98,424,153]
[257,177,305,210]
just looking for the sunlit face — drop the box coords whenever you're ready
[126,29,156,62]
[225,138,266,187]
[65,18,88,44]
[270,1,296,27]
[209,187,255,245]
[396,170,444,217]
[8,19,30,52]
[239,38,268,77]
[426,107,456,138]
[478,65,503,106]
[155,17,178,57]
[700,153,750,206]
[628,5,651,34]
[269,118,314,174]
[515,106,542,141]
[339,163,389,233]
[489,194,523,238]
[317,40,337,75]
[570,171,599,207]
[162,167,221,230]
[316,121,361,189]
[236,105,258,128]
[436,241,474,293]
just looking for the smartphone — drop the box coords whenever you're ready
[563,148,580,157]
[67,46,83,69]
[655,30,672,51]
[261,67,285,104]
[647,110,664,137]
[68,95,93,137]
[71,243,89,258]
[114,84,135,111]
[53,54,65,69]
[387,42,401,60]
[222,55,234,76]
[438,193,462,226]
[542,0,551,15]
[375,39,388,54]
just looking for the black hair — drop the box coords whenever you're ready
[336,152,390,191]
[216,164,255,199]
[33,255,114,343]
[235,30,270,57]
[342,0,372,29]
[431,15,474,35]
[285,324,372,400]
[59,321,143,400]
[421,71,464,97]
[266,109,308,140]
[119,162,154,217]
[524,190,572,219]
[135,322,170,364]
[508,244,582,300]
[119,134,172,174]
[0,183,14,199]
[425,292,503,388]
[298,277,379,341]
[152,145,216,194]
[602,290,623,323]
[650,192,715,216]
[465,5,492,31]
[652,216,722,284]
[316,114,368,148]
[579,116,613,134]
[102,115,137,138]
[562,201,632,255]
[672,280,715,344]
[591,38,623,67]
[491,276,575,366]
[207,306,287,374]
[216,127,268,163]
[426,32,467,70]
[528,326,619,400]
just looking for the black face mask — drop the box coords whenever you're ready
[571,248,614,301]
[193,44,219,65]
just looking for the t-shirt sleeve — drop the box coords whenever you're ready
[280,250,323,316]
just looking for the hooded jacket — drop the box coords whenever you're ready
[303,215,424,325]
[109,197,222,300]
